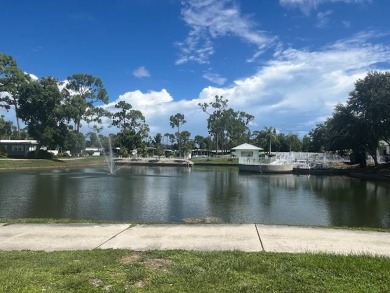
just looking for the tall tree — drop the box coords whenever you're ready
[222,109,254,149]
[0,115,13,139]
[199,95,228,156]
[169,113,186,157]
[62,74,109,133]
[348,71,390,146]
[111,101,149,153]
[179,130,192,157]
[0,53,31,137]
[264,126,276,154]
[18,77,68,155]
[287,133,302,152]
[315,71,390,166]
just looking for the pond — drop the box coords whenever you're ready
[0,166,389,228]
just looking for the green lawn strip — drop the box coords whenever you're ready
[0,157,105,169]
[191,158,238,165]
[0,250,388,292]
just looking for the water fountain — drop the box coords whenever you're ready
[96,133,117,175]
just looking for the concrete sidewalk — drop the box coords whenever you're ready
[0,223,389,257]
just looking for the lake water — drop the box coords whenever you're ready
[0,166,389,228]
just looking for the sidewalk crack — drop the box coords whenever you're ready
[94,224,133,249]
[255,224,265,251]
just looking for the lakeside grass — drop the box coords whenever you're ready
[0,249,389,292]
[192,157,238,165]
[0,157,105,169]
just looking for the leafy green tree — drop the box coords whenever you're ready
[85,131,99,148]
[287,133,302,152]
[62,74,109,133]
[199,95,228,155]
[0,53,31,137]
[111,101,149,153]
[199,95,254,154]
[310,72,390,166]
[179,130,192,157]
[18,77,69,155]
[308,123,327,152]
[349,71,390,149]
[169,113,186,157]
[64,131,85,156]
[0,115,13,139]
[222,109,254,149]
[194,135,206,149]
[301,135,311,152]
[163,133,171,148]
[154,133,162,145]
[326,104,371,166]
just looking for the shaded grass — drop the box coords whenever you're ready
[0,249,388,292]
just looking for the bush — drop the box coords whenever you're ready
[56,152,71,158]
[0,145,7,158]
[26,150,54,159]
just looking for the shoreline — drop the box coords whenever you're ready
[0,157,389,181]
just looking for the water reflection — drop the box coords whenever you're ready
[0,167,389,228]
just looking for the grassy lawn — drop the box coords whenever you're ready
[0,157,105,169]
[0,249,388,292]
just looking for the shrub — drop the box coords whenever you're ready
[26,150,54,159]
[0,145,7,158]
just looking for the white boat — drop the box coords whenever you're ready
[238,158,293,173]
[293,160,311,170]
[259,159,294,173]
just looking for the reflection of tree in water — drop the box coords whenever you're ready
[206,168,245,222]
[310,176,390,228]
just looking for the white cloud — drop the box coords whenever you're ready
[341,20,351,28]
[176,0,275,64]
[27,73,39,81]
[279,0,371,15]
[104,30,390,137]
[202,72,227,85]
[316,10,333,28]
[132,66,150,78]
[3,31,389,140]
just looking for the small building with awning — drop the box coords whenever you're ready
[0,140,39,158]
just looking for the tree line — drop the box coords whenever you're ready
[1,52,389,163]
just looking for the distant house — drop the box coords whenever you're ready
[191,149,211,158]
[0,140,39,158]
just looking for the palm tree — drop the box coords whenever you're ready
[264,126,276,155]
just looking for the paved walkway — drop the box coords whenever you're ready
[0,223,389,257]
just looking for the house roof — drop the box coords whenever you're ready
[231,143,263,151]
[0,140,39,145]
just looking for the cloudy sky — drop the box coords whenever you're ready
[1,0,390,137]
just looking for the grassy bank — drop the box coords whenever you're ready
[192,157,238,166]
[0,157,105,169]
[0,249,388,292]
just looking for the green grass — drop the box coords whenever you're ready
[192,157,238,165]
[0,249,388,292]
[0,157,105,169]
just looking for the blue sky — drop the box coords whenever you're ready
[1,0,390,138]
